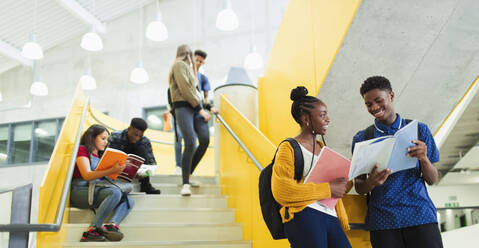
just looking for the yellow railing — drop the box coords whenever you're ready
[36,85,215,247]
[37,86,86,248]
[219,95,290,247]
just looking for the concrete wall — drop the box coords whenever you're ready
[0,0,287,124]
[428,184,479,208]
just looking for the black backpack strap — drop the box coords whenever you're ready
[364,125,375,140]
[285,138,304,182]
[404,119,420,139]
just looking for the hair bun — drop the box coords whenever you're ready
[290,86,308,101]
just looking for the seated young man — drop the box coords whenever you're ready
[108,118,161,194]
[352,76,443,248]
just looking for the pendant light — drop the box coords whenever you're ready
[146,0,168,42]
[130,3,149,84]
[30,61,48,96]
[216,0,239,31]
[21,0,43,60]
[243,0,263,70]
[79,54,96,90]
[244,45,263,70]
[80,0,103,51]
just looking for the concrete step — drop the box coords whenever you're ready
[149,175,217,185]
[68,208,235,224]
[136,183,222,195]
[65,223,243,242]
[63,240,251,248]
[129,195,227,209]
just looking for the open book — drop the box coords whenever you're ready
[304,147,351,209]
[349,120,418,179]
[96,147,145,181]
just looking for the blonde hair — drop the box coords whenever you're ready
[169,44,197,84]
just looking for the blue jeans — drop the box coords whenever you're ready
[284,207,351,248]
[174,107,210,184]
[70,179,134,227]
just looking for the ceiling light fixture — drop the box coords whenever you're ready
[21,0,43,60]
[243,0,263,70]
[216,0,239,31]
[30,61,48,96]
[146,0,168,42]
[80,0,103,51]
[131,3,149,84]
[79,55,96,90]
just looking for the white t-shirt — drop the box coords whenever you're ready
[299,143,337,217]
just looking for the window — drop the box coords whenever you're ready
[32,120,57,162]
[11,122,32,164]
[0,125,8,166]
[0,117,65,166]
[144,106,168,131]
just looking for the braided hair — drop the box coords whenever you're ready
[290,86,323,126]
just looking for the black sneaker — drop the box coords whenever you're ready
[80,226,107,242]
[101,224,124,241]
[140,176,161,194]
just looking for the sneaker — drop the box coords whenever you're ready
[180,184,192,196]
[80,226,107,242]
[174,166,182,175]
[190,180,200,188]
[102,223,124,241]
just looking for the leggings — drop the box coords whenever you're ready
[174,106,210,184]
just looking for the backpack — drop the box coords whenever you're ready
[258,138,304,240]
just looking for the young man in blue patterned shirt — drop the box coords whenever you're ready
[108,118,161,194]
[352,76,443,248]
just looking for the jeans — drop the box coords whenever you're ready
[174,106,210,184]
[284,207,351,248]
[70,179,134,227]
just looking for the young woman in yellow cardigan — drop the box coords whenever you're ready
[271,86,352,248]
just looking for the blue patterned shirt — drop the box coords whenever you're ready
[351,114,440,230]
[108,129,157,165]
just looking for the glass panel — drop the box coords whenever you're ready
[11,123,32,164]
[58,118,64,136]
[145,107,167,131]
[0,125,8,166]
[33,120,57,162]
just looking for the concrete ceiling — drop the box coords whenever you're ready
[318,0,479,184]
[0,0,153,74]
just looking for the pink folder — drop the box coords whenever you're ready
[304,146,351,209]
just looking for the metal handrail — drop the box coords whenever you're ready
[0,97,90,232]
[214,113,366,230]
[214,113,263,171]
[89,105,214,148]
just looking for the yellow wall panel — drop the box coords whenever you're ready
[258,0,361,146]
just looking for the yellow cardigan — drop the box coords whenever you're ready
[271,141,351,231]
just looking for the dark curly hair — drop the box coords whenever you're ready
[360,76,393,96]
[290,86,322,125]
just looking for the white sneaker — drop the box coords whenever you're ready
[180,184,191,196]
[174,166,182,175]
[190,180,200,188]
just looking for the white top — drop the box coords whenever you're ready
[299,143,337,217]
